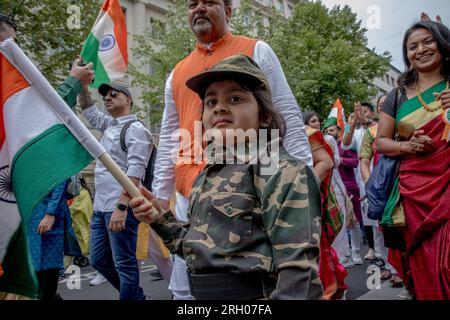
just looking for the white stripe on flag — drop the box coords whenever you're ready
[3,87,60,158]
[92,14,127,79]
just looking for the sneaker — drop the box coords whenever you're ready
[340,256,354,268]
[352,250,363,265]
[89,273,107,286]
[396,289,414,300]
[364,248,376,260]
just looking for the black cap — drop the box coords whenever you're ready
[186,54,269,99]
[98,80,133,105]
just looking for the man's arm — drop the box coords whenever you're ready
[151,72,179,205]
[253,41,313,168]
[79,86,113,132]
[342,111,358,150]
[359,131,374,183]
[57,60,94,108]
[109,176,140,232]
[109,123,153,232]
[125,123,153,183]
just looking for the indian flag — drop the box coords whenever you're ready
[323,98,346,139]
[80,0,128,88]
[0,39,105,298]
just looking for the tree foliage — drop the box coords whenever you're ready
[131,0,391,125]
[263,1,391,117]
[1,0,100,85]
[130,1,195,128]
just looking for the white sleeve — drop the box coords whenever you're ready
[253,41,313,167]
[82,105,113,132]
[324,135,341,168]
[341,128,358,151]
[151,72,179,201]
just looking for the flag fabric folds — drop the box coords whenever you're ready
[80,0,128,88]
[323,98,346,138]
[0,38,105,298]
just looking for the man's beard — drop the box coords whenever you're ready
[192,18,213,36]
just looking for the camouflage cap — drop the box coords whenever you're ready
[186,54,269,99]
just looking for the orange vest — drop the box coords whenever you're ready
[172,32,257,198]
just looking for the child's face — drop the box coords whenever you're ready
[202,80,261,143]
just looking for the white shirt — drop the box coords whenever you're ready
[324,135,347,200]
[152,40,313,201]
[83,106,153,212]
[341,126,367,196]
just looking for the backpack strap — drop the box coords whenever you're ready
[120,120,140,152]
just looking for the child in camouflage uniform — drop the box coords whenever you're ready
[128,55,323,300]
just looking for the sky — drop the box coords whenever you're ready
[320,0,450,71]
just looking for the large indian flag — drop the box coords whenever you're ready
[80,0,128,88]
[0,38,105,298]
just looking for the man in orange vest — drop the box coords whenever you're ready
[152,0,313,300]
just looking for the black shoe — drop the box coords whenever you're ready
[54,293,64,301]
[149,268,163,280]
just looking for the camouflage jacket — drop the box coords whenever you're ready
[151,142,323,299]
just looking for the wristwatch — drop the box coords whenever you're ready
[116,202,128,211]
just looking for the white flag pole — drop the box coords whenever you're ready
[0,39,152,202]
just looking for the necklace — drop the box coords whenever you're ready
[416,80,449,112]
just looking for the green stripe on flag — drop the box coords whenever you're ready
[0,223,38,298]
[80,33,110,88]
[11,124,94,223]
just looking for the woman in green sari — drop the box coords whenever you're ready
[376,21,450,300]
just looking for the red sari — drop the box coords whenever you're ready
[396,81,450,299]
[307,127,347,299]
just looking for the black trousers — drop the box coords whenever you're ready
[36,268,60,301]
[364,226,375,250]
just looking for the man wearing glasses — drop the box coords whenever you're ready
[78,81,152,300]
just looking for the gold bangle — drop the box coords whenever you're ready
[397,142,402,154]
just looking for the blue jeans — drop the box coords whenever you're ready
[90,209,145,300]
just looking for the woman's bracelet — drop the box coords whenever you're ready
[397,141,402,154]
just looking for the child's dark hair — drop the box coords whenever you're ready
[252,87,286,138]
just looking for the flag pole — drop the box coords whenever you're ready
[0,39,156,216]
[98,153,141,197]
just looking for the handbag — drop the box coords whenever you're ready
[366,155,400,220]
[365,88,402,221]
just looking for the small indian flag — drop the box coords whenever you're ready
[80,0,128,88]
[0,39,105,298]
[323,98,346,139]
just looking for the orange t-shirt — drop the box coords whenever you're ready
[172,32,257,198]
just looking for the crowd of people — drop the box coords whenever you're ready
[0,0,449,301]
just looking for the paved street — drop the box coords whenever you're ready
[58,244,406,300]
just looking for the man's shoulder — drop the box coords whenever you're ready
[126,120,151,135]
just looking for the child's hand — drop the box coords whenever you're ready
[126,187,162,224]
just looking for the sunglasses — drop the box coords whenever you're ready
[102,90,121,101]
